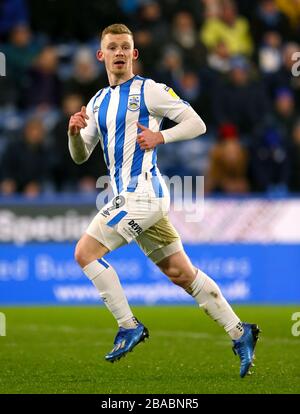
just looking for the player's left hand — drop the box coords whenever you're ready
[136,122,164,150]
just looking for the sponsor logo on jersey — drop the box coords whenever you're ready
[93,105,99,113]
[127,94,140,111]
[128,219,143,235]
[164,86,179,99]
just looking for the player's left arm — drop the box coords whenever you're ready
[137,80,206,150]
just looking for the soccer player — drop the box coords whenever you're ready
[68,24,260,377]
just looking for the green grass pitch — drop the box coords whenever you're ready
[0,306,299,394]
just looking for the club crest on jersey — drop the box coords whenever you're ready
[127,94,140,111]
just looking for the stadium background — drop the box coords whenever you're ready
[0,0,300,394]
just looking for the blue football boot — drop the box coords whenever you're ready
[105,322,149,362]
[232,323,261,378]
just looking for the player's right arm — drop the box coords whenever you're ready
[68,104,99,164]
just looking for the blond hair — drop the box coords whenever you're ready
[101,23,133,41]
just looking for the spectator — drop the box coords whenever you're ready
[272,87,297,143]
[258,31,283,99]
[155,46,184,89]
[212,55,269,136]
[205,123,250,194]
[248,87,295,193]
[23,46,62,109]
[0,118,51,196]
[251,0,291,46]
[51,94,107,192]
[249,124,290,194]
[177,70,212,126]
[171,11,207,68]
[0,0,29,39]
[2,24,42,94]
[258,31,282,75]
[132,1,169,74]
[137,1,169,45]
[64,47,105,103]
[207,40,232,75]
[200,0,253,57]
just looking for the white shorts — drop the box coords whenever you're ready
[86,179,183,263]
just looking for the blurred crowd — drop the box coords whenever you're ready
[1,0,300,197]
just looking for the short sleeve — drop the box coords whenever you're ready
[80,94,101,146]
[144,79,190,121]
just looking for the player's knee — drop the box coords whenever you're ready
[74,243,84,267]
[74,242,94,268]
[165,266,181,280]
[160,265,188,287]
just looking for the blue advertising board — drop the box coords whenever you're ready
[0,242,299,305]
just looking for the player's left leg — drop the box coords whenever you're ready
[137,217,260,377]
[157,250,245,338]
[157,251,260,377]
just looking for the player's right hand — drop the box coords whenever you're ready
[68,106,89,136]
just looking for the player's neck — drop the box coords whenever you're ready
[107,71,135,87]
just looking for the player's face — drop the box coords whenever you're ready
[98,33,138,78]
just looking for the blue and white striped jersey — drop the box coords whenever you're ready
[81,75,189,196]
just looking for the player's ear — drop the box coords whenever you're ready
[96,49,104,62]
[133,48,139,60]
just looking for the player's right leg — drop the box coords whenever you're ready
[78,187,169,362]
[75,233,135,327]
[75,225,148,362]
